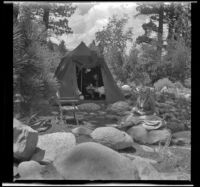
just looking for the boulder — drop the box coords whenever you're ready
[127,125,171,145]
[91,127,133,150]
[31,132,76,163]
[77,103,101,111]
[53,142,140,180]
[17,161,63,180]
[13,164,19,177]
[132,159,163,180]
[71,126,93,136]
[147,129,171,144]
[14,118,38,161]
[18,161,44,179]
[127,125,148,144]
[107,101,131,115]
[171,131,191,145]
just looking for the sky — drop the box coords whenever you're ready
[50,2,149,52]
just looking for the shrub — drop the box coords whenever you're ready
[184,78,191,88]
[173,81,184,89]
[13,9,61,116]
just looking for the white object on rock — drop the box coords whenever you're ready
[160,86,168,93]
[14,118,38,161]
[91,127,133,150]
[79,95,84,100]
[94,86,105,97]
[121,85,131,91]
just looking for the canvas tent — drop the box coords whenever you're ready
[55,42,124,103]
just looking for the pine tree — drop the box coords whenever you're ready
[17,2,77,35]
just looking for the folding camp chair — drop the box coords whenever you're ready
[56,91,79,126]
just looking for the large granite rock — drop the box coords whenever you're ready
[53,142,140,180]
[14,118,38,161]
[77,103,101,111]
[147,129,171,144]
[127,125,171,145]
[31,132,76,163]
[17,161,63,180]
[18,161,44,179]
[13,164,19,177]
[107,101,131,115]
[127,125,148,144]
[91,127,133,150]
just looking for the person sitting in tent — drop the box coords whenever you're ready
[93,74,99,87]
[86,84,95,99]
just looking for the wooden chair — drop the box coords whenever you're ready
[56,91,80,126]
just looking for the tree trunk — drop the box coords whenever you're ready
[157,5,164,60]
[13,4,19,23]
[43,7,50,30]
[167,21,174,40]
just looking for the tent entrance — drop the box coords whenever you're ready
[76,65,106,100]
